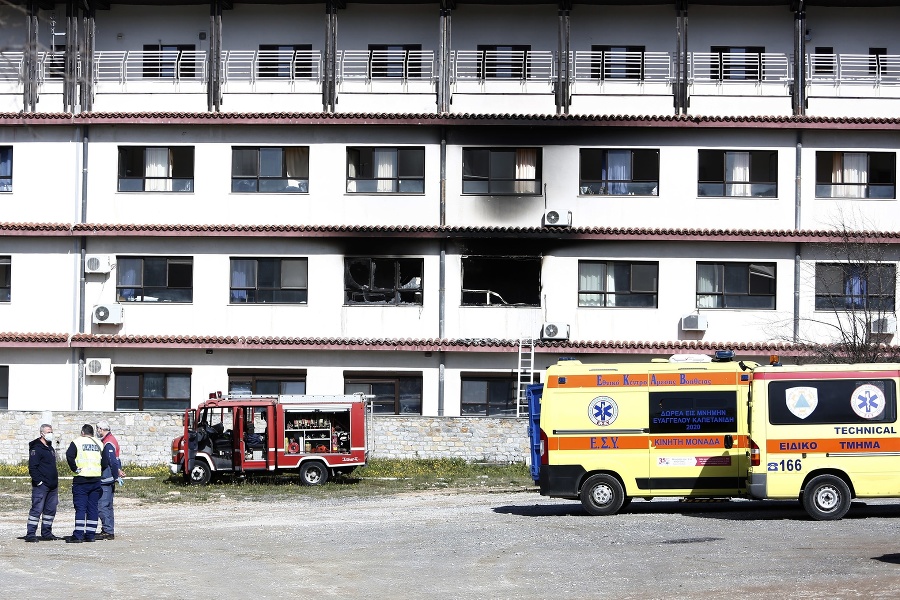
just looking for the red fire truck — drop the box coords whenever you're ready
[170,392,372,485]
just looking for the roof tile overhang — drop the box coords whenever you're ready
[0,332,882,358]
[5,112,900,130]
[4,222,900,244]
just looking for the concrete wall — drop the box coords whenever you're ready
[0,411,530,466]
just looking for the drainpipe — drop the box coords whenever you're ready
[792,5,806,116]
[438,127,447,416]
[76,126,89,410]
[323,1,338,112]
[555,8,570,115]
[793,133,802,343]
[438,6,451,113]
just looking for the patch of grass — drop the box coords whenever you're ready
[0,459,535,507]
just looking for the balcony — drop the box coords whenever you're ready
[2,48,900,117]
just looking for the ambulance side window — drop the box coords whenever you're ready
[648,391,738,434]
[767,379,896,425]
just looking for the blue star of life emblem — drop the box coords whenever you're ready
[851,384,886,419]
[588,396,618,427]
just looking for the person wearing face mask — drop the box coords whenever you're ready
[24,424,62,542]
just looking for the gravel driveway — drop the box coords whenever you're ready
[2,489,900,599]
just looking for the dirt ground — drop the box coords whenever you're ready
[2,489,900,599]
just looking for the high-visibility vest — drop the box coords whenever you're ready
[74,436,103,477]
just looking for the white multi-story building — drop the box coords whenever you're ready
[0,0,898,416]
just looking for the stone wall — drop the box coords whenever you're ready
[0,412,531,466]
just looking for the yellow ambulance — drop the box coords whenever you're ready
[532,352,754,515]
[747,363,900,520]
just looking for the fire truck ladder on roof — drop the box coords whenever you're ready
[517,338,535,417]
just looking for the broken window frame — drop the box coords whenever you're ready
[344,257,424,306]
[460,255,542,307]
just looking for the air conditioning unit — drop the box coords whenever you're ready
[871,317,897,335]
[92,304,124,325]
[681,315,708,332]
[541,322,570,340]
[542,209,572,227]
[84,358,112,377]
[85,254,113,274]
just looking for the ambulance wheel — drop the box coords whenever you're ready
[187,460,211,486]
[802,475,851,521]
[299,461,329,486]
[580,474,625,516]
[621,497,633,510]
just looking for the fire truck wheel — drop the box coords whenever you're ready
[299,461,329,486]
[802,475,852,521]
[580,474,625,516]
[187,460,212,486]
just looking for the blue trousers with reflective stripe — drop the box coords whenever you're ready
[26,484,58,537]
[71,479,101,541]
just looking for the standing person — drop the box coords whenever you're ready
[65,424,108,543]
[24,424,62,542]
[96,420,124,540]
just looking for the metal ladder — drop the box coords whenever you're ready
[517,338,535,417]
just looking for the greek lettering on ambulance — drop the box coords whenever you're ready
[590,437,619,449]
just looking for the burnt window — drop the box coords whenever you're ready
[344,257,423,305]
[461,256,541,306]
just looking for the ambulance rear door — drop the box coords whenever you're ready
[647,388,745,496]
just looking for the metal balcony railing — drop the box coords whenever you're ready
[690,52,791,83]
[339,50,434,81]
[453,50,554,81]
[94,50,207,82]
[571,51,672,82]
[808,53,900,84]
[223,50,322,82]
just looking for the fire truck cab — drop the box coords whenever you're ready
[170,392,372,485]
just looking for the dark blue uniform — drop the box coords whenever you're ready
[26,437,59,539]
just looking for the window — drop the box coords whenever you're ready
[711,46,764,81]
[870,47,887,76]
[117,257,193,303]
[0,366,7,410]
[578,261,658,308]
[0,256,9,302]
[461,376,517,416]
[368,44,423,78]
[232,147,309,193]
[230,258,308,303]
[228,372,307,395]
[258,44,313,78]
[815,152,895,199]
[591,45,645,80]
[0,146,11,192]
[768,379,896,425]
[696,262,776,309]
[815,263,896,311]
[118,146,194,192]
[115,371,191,411]
[462,148,541,195]
[345,375,422,415]
[579,149,659,195]
[477,44,530,79]
[143,44,196,78]
[346,147,425,193]
[344,257,423,305]
[698,150,777,197]
[813,47,835,76]
[461,256,541,306]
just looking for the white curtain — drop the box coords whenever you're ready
[697,264,722,308]
[515,149,537,194]
[375,149,396,192]
[117,258,142,301]
[285,147,309,191]
[346,153,357,192]
[726,151,751,196]
[579,262,605,306]
[145,147,172,191]
[607,150,631,195]
[833,152,868,198]
[230,259,256,302]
